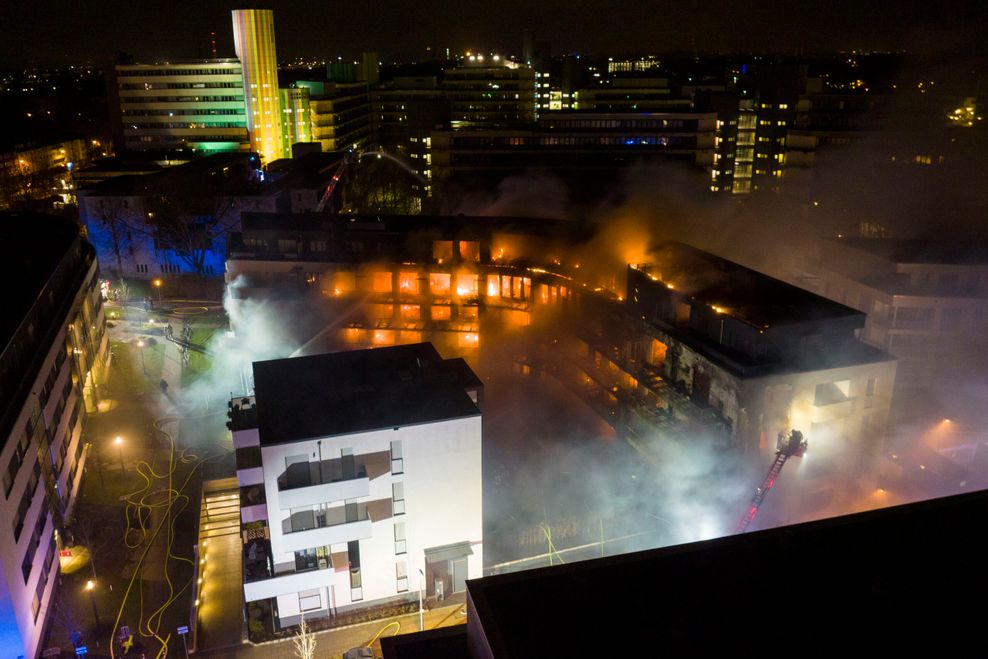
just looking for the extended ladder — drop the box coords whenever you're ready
[734,430,807,534]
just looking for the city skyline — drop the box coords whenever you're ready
[3,0,987,67]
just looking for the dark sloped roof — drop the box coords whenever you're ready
[1,212,81,357]
[252,343,481,445]
[649,242,861,328]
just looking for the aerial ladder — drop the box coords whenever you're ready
[314,148,357,213]
[734,429,808,534]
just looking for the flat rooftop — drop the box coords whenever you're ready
[252,343,481,445]
[465,487,988,656]
[643,242,862,329]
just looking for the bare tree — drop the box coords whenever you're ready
[70,512,115,583]
[143,164,258,277]
[292,614,317,659]
[87,198,134,279]
[343,158,419,215]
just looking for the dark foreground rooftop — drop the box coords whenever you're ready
[387,487,988,657]
[252,343,481,445]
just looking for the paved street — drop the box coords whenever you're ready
[196,599,467,659]
[195,480,244,653]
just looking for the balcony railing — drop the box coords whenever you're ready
[278,456,367,492]
[283,502,369,534]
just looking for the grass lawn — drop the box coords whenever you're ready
[181,327,218,387]
[110,340,166,396]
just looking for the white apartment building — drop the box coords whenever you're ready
[800,238,988,394]
[231,343,483,628]
[0,213,109,659]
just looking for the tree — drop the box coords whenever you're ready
[87,197,134,280]
[143,161,258,277]
[343,157,419,215]
[292,614,316,659]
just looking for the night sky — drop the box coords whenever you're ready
[2,0,987,66]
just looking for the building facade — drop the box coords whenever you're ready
[232,9,286,163]
[428,111,716,198]
[442,63,536,127]
[800,238,988,399]
[111,60,250,154]
[299,81,372,153]
[0,213,109,659]
[78,153,266,280]
[232,344,483,628]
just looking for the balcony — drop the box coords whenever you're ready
[279,504,372,554]
[812,381,855,423]
[276,456,370,510]
[240,484,267,523]
[243,564,336,602]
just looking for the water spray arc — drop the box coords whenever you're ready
[314,148,426,213]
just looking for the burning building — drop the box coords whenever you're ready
[231,343,483,629]
[225,213,897,537]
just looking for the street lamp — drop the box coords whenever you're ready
[114,435,124,472]
[136,339,146,374]
[153,278,162,301]
[86,579,101,632]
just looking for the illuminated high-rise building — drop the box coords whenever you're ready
[280,87,313,149]
[232,9,286,163]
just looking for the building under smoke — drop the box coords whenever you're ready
[230,343,483,631]
[224,213,896,530]
[627,244,897,522]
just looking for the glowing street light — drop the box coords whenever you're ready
[86,579,101,631]
[136,339,146,374]
[114,435,125,472]
[153,278,163,301]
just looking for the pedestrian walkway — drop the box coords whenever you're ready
[195,479,244,653]
[196,599,468,658]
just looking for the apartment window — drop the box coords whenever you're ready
[866,378,877,397]
[12,463,40,541]
[396,562,409,593]
[4,432,30,498]
[394,521,407,555]
[392,482,405,515]
[349,539,363,600]
[390,440,403,474]
[814,380,850,406]
[342,447,356,480]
